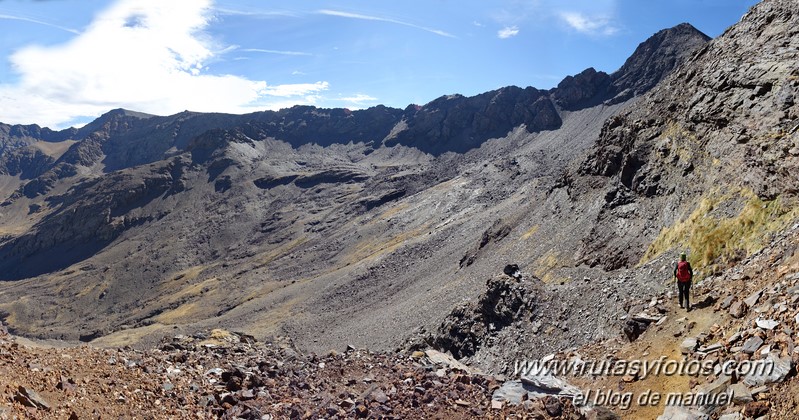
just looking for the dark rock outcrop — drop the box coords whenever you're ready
[431,276,540,359]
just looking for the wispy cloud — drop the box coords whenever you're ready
[558,11,619,36]
[260,82,329,97]
[241,48,312,56]
[0,13,80,34]
[497,25,519,39]
[214,8,298,18]
[0,0,328,128]
[338,94,376,103]
[318,9,456,39]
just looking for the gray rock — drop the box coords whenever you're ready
[632,312,663,323]
[520,371,582,397]
[725,332,742,345]
[728,383,753,405]
[424,349,477,373]
[741,336,763,354]
[755,319,779,330]
[694,374,731,399]
[681,337,698,354]
[14,387,50,410]
[744,289,763,307]
[698,342,723,353]
[718,413,742,420]
[657,405,709,420]
[720,295,735,309]
[743,352,793,386]
[492,381,528,405]
[729,301,747,318]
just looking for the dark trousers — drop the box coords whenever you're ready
[677,281,691,308]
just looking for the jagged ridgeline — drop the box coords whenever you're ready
[0,0,797,384]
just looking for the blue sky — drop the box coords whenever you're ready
[0,0,759,129]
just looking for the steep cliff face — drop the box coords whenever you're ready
[575,0,799,272]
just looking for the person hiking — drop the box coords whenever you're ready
[674,252,693,311]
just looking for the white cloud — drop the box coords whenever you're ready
[0,0,326,128]
[497,25,519,39]
[318,9,456,39]
[558,11,619,35]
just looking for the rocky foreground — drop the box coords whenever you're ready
[0,324,590,419]
[2,226,799,420]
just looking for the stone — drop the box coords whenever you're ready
[355,405,368,418]
[491,400,504,409]
[521,371,581,397]
[205,367,224,376]
[543,395,562,416]
[623,319,649,342]
[718,413,742,420]
[741,336,763,354]
[725,332,742,345]
[728,383,753,404]
[720,295,735,309]
[424,349,476,373]
[14,387,50,411]
[492,381,528,405]
[368,389,389,404]
[410,351,426,359]
[681,337,698,354]
[656,405,709,420]
[743,353,793,386]
[744,289,763,307]
[694,374,730,400]
[632,312,663,323]
[729,301,747,318]
[755,319,779,330]
[698,343,723,353]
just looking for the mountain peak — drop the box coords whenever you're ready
[99,108,156,120]
[608,22,711,103]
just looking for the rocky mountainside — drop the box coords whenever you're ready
[2,0,799,417]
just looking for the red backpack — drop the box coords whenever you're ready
[676,261,692,282]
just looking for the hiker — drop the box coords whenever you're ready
[674,252,693,311]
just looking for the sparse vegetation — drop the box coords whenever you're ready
[642,188,799,274]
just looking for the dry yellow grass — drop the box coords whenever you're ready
[521,224,540,240]
[643,188,799,275]
[152,302,200,324]
[90,323,169,347]
[255,236,308,268]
